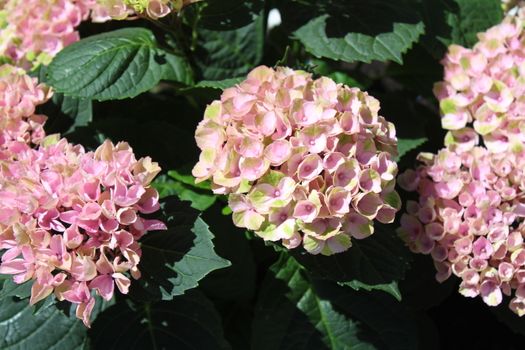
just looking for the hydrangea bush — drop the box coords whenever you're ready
[0,0,524,349]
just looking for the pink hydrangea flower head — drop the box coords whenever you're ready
[0,137,166,327]
[0,64,52,154]
[193,66,400,256]
[436,12,525,154]
[0,0,95,69]
[398,145,525,316]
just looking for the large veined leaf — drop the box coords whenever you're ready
[252,256,377,350]
[36,65,93,135]
[129,197,231,301]
[90,291,231,350]
[294,15,424,64]
[47,28,193,101]
[292,224,411,286]
[0,296,89,350]
[194,12,264,80]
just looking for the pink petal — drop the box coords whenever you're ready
[89,275,114,301]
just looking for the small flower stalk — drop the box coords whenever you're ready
[193,66,400,256]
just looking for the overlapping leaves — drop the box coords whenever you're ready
[252,256,420,350]
[130,197,231,301]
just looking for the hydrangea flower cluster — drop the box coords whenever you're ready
[398,147,525,315]
[0,0,94,69]
[0,64,52,153]
[434,14,525,154]
[0,0,200,69]
[399,13,525,316]
[0,65,165,326]
[91,0,199,21]
[193,66,400,255]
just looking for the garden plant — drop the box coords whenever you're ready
[1,0,525,349]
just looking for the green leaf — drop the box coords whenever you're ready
[339,280,402,301]
[90,291,230,350]
[187,0,264,30]
[32,295,57,316]
[194,13,264,80]
[47,28,193,101]
[396,137,427,162]
[252,256,377,350]
[0,296,89,350]
[36,65,93,135]
[193,77,244,90]
[167,170,211,190]
[292,224,411,285]
[313,279,420,350]
[442,0,503,48]
[295,15,424,64]
[54,95,93,133]
[199,203,257,302]
[0,279,31,301]
[152,174,216,211]
[312,59,365,89]
[129,197,230,301]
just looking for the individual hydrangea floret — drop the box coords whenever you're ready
[193,66,400,255]
[502,0,523,13]
[91,0,199,21]
[0,64,52,155]
[0,136,166,327]
[0,0,95,69]
[398,146,525,316]
[435,13,525,154]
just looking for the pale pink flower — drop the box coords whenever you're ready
[436,12,525,154]
[90,0,199,21]
[0,0,96,69]
[399,146,525,316]
[0,64,52,155]
[193,66,400,255]
[0,137,165,327]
